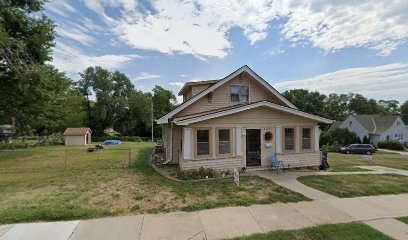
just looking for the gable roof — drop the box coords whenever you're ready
[353,115,399,134]
[157,65,297,124]
[63,128,91,136]
[173,101,333,126]
[178,79,219,96]
[329,121,343,130]
[334,115,400,135]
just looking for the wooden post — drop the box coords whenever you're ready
[151,101,154,142]
[128,148,132,167]
[65,150,67,171]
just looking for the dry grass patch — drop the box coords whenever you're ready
[0,143,308,224]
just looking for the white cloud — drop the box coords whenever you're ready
[81,0,408,58]
[56,26,95,45]
[180,74,188,77]
[46,0,76,17]
[134,72,161,80]
[276,1,408,56]
[51,43,140,73]
[265,46,285,55]
[275,63,408,101]
[169,82,185,88]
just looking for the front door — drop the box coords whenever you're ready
[246,129,261,166]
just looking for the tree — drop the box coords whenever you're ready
[282,89,326,116]
[0,0,56,132]
[378,100,400,114]
[320,128,361,147]
[152,85,177,137]
[322,94,349,120]
[401,100,408,124]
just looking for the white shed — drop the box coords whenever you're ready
[63,128,92,146]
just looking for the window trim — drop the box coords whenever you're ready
[194,128,212,159]
[301,127,312,150]
[216,128,234,158]
[230,84,250,103]
[282,127,296,153]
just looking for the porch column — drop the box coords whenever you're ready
[295,126,301,153]
[314,126,320,152]
[183,128,192,160]
[275,126,282,154]
[236,127,242,156]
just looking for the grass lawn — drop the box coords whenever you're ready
[397,216,408,224]
[328,152,408,172]
[0,143,307,224]
[228,222,393,240]
[298,174,408,198]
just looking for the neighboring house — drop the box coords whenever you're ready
[157,65,333,170]
[332,115,408,145]
[63,128,92,146]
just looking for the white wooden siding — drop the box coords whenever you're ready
[177,75,281,116]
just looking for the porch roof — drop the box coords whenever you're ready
[172,101,333,126]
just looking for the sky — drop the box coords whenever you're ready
[45,0,408,104]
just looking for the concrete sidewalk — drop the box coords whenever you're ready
[1,194,407,240]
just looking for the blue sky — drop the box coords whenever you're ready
[45,0,408,103]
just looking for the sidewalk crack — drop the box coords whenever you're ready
[138,214,145,240]
[246,207,264,233]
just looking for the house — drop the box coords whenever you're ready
[63,128,92,146]
[331,115,408,145]
[157,65,333,170]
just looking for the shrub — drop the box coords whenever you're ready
[170,167,220,180]
[329,141,341,152]
[378,141,405,151]
[320,128,361,147]
[362,135,370,144]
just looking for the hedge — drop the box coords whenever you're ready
[377,141,405,151]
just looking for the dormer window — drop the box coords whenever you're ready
[230,85,249,102]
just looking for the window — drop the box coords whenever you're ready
[284,128,295,151]
[230,85,249,102]
[302,128,311,150]
[349,121,352,127]
[197,130,210,155]
[218,129,231,154]
[397,122,401,126]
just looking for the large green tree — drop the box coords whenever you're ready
[0,0,86,134]
[282,89,326,116]
[401,100,408,124]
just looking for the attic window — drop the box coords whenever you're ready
[397,122,401,126]
[230,85,249,102]
[349,121,352,127]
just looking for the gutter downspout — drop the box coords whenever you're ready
[164,121,173,164]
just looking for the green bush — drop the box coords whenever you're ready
[329,141,341,152]
[362,135,370,144]
[170,167,220,180]
[378,141,405,151]
[320,128,361,147]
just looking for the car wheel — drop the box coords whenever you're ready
[366,151,371,155]
[346,150,350,154]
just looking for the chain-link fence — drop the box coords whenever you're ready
[0,148,137,174]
